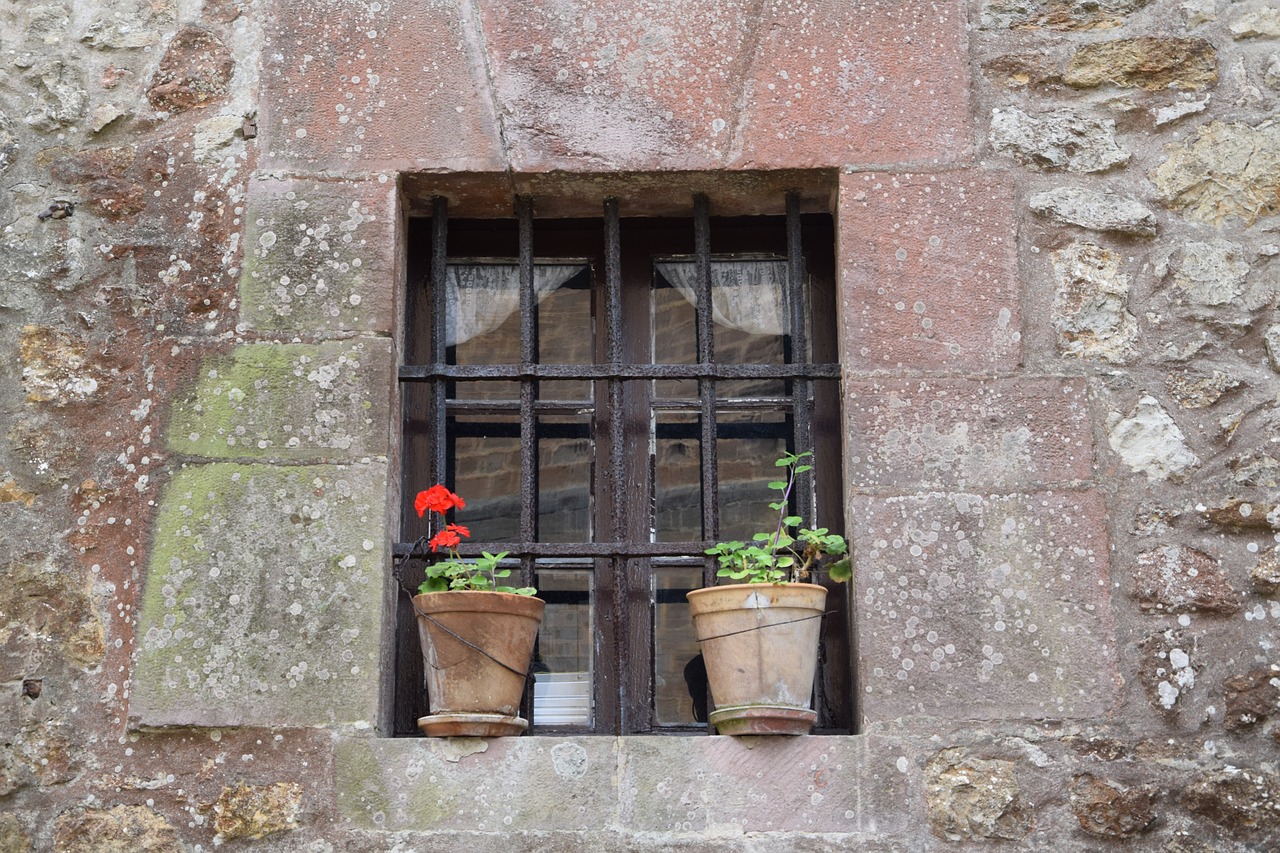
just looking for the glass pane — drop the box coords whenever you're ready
[651,273,697,400]
[450,414,520,542]
[717,412,789,541]
[654,567,706,726]
[539,416,592,543]
[654,413,701,542]
[532,569,592,727]
[538,269,593,401]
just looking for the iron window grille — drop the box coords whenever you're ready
[396,192,849,735]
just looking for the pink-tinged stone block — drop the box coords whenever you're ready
[240,175,398,335]
[734,0,972,169]
[846,377,1095,491]
[260,0,504,172]
[839,171,1022,370]
[476,0,970,172]
[476,0,758,171]
[852,490,1120,724]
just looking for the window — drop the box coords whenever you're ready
[396,191,848,735]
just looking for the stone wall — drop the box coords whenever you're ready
[1,0,1278,851]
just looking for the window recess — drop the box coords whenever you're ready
[396,191,849,736]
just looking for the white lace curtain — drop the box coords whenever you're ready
[654,259,790,337]
[446,263,586,346]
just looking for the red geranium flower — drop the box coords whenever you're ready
[415,484,465,517]
[428,527,461,552]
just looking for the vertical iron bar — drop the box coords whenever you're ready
[785,192,814,519]
[430,196,449,488]
[693,194,718,589]
[517,196,536,590]
[603,197,626,732]
[604,198,624,543]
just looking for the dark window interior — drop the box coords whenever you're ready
[396,194,848,735]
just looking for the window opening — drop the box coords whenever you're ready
[397,192,847,735]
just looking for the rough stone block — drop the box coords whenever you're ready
[132,461,389,728]
[839,171,1021,370]
[476,0,970,171]
[240,175,397,334]
[852,490,1120,723]
[167,339,393,462]
[335,735,914,836]
[259,0,504,172]
[845,377,1095,491]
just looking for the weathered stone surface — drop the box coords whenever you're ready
[1181,768,1280,832]
[18,325,104,406]
[1065,37,1218,91]
[990,107,1128,172]
[1266,53,1280,88]
[1166,239,1252,307]
[211,781,303,839]
[1181,0,1216,27]
[1266,325,1280,371]
[22,59,88,132]
[51,805,183,853]
[167,339,393,461]
[47,146,146,221]
[337,735,911,834]
[1051,241,1139,362]
[260,0,505,172]
[81,2,173,50]
[0,813,30,853]
[132,461,389,727]
[852,490,1120,721]
[1107,396,1199,482]
[982,52,1062,88]
[1068,774,1157,838]
[240,175,397,334]
[1151,120,1280,226]
[1137,627,1199,713]
[1165,370,1243,409]
[1030,187,1158,236]
[981,0,1151,30]
[1223,666,1280,730]
[1153,95,1211,127]
[1132,544,1241,615]
[0,554,105,668]
[1252,547,1280,595]
[925,748,1031,842]
[1232,453,1280,489]
[1199,498,1280,531]
[146,26,233,113]
[0,479,36,506]
[0,115,16,176]
[845,377,1094,490]
[839,171,1021,370]
[1231,6,1280,39]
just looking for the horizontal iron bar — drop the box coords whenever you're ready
[400,363,841,381]
[393,541,722,559]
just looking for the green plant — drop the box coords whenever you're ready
[412,484,536,595]
[704,452,850,585]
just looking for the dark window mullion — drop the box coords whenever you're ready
[430,196,450,487]
[785,192,815,520]
[693,194,719,590]
[600,197,625,734]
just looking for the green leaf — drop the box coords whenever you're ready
[827,558,852,583]
[768,480,787,490]
[795,464,813,474]
[783,515,802,527]
[775,458,791,467]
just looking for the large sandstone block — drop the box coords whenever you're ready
[259,0,505,172]
[132,462,390,728]
[240,175,398,334]
[839,171,1021,370]
[852,490,1120,723]
[336,735,913,835]
[845,377,1095,490]
[167,339,393,462]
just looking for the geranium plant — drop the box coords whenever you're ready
[704,451,851,585]
[412,484,536,595]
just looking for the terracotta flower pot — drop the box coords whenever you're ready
[412,590,545,737]
[686,583,827,735]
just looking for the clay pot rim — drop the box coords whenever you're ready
[412,589,545,617]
